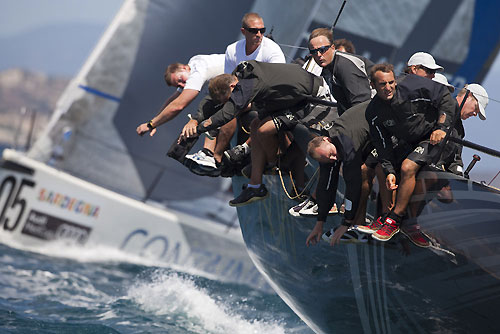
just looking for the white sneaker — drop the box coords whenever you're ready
[300,202,340,217]
[289,198,315,217]
[299,203,318,216]
[185,149,216,169]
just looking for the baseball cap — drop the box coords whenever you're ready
[466,83,488,120]
[432,73,454,92]
[407,52,444,70]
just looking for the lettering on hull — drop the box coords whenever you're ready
[22,209,92,245]
[121,229,270,290]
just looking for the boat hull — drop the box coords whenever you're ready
[236,167,500,333]
[0,149,271,292]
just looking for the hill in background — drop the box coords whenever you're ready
[0,68,69,148]
[0,21,103,148]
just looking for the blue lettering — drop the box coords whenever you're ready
[165,241,181,264]
[120,229,148,250]
[229,261,244,281]
[220,259,236,276]
[190,248,213,267]
[203,254,222,274]
[142,235,169,258]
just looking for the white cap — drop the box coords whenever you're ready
[466,83,489,120]
[432,73,454,92]
[407,52,444,71]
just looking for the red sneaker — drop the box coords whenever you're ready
[401,223,430,248]
[356,215,385,234]
[328,203,339,215]
[372,217,400,242]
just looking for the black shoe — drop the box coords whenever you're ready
[229,184,269,207]
[224,144,250,164]
[184,158,220,177]
[218,159,236,178]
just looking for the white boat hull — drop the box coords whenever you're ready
[0,149,271,292]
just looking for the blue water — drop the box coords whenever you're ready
[0,243,314,334]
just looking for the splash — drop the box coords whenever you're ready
[128,271,286,334]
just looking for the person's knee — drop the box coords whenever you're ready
[361,164,375,180]
[250,119,263,140]
[400,159,420,178]
[256,120,277,137]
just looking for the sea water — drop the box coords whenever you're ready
[0,243,314,334]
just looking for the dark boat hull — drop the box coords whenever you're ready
[236,166,500,333]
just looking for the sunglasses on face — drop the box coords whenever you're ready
[417,66,436,75]
[309,45,332,55]
[244,27,266,34]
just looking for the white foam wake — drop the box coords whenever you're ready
[128,271,286,334]
[0,236,229,286]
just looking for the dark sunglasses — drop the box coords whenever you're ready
[244,27,266,34]
[309,45,332,55]
[417,65,436,75]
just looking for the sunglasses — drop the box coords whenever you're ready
[309,45,332,55]
[417,65,436,75]
[244,27,266,34]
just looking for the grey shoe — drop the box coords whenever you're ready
[224,144,250,164]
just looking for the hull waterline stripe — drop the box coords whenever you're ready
[78,85,121,102]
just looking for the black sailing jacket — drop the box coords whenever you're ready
[316,100,372,222]
[321,51,373,115]
[366,74,457,176]
[196,60,322,133]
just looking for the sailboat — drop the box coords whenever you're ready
[233,0,500,333]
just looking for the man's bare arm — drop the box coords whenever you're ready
[160,89,181,110]
[136,89,199,136]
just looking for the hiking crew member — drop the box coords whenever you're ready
[224,12,285,74]
[440,83,489,175]
[308,28,373,115]
[357,63,456,242]
[333,38,356,54]
[369,52,446,222]
[404,52,443,79]
[305,100,375,246]
[184,12,286,171]
[291,30,374,219]
[136,54,225,137]
[194,60,329,206]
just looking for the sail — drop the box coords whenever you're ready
[27,0,254,201]
[27,0,500,203]
[252,0,500,86]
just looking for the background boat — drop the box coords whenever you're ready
[0,0,276,291]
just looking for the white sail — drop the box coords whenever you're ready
[28,0,149,198]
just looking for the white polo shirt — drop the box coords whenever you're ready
[183,54,225,91]
[224,36,286,74]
